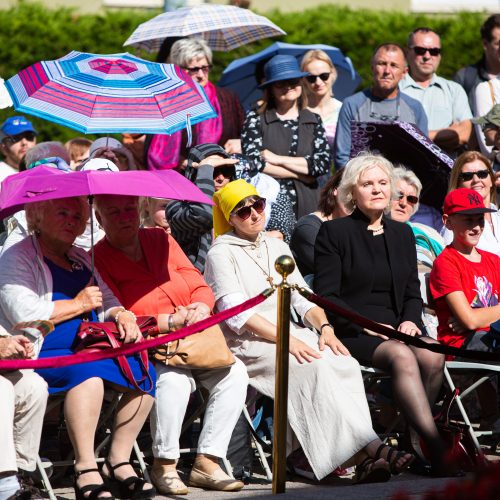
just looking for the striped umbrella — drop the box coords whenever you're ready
[4,51,216,134]
[123,5,286,53]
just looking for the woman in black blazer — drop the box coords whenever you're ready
[314,154,451,475]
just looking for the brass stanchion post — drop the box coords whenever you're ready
[272,255,295,494]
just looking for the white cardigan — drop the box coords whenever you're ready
[0,235,120,353]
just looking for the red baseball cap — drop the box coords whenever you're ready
[443,188,497,216]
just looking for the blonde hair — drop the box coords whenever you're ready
[338,153,395,212]
[25,198,89,236]
[301,49,338,85]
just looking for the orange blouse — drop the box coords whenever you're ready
[94,228,215,318]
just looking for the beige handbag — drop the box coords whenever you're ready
[151,324,235,369]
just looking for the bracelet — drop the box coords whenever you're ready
[168,314,175,332]
[115,308,136,323]
[319,323,333,333]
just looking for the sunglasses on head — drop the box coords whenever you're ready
[458,169,490,182]
[274,78,301,89]
[411,46,441,56]
[232,198,266,220]
[305,72,331,84]
[398,192,419,205]
[184,64,212,74]
[3,132,36,145]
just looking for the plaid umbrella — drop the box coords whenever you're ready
[5,51,216,134]
[123,5,286,53]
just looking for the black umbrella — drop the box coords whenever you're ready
[350,121,453,211]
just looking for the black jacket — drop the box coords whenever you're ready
[313,209,423,337]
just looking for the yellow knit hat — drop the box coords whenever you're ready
[213,179,259,238]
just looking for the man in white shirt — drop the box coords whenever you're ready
[0,116,37,184]
[400,27,472,157]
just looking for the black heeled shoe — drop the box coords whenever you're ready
[104,461,156,500]
[74,468,114,500]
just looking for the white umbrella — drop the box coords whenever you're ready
[123,4,286,53]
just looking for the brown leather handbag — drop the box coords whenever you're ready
[74,316,158,393]
[151,324,235,370]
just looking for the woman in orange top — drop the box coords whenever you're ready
[93,195,248,496]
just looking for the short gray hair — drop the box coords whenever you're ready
[337,153,395,212]
[392,165,422,214]
[169,38,212,68]
[24,141,70,166]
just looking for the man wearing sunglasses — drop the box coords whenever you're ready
[401,27,472,156]
[334,43,428,169]
[0,116,37,184]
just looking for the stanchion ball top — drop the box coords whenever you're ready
[275,255,295,279]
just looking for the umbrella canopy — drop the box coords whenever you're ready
[350,121,453,210]
[123,5,286,53]
[218,42,362,109]
[5,51,216,134]
[0,166,213,220]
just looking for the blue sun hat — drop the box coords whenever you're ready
[258,55,309,88]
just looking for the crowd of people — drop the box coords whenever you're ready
[0,12,499,500]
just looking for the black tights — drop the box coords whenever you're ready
[372,337,446,460]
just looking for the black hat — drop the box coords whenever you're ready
[187,143,229,165]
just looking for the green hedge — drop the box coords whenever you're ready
[0,1,489,142]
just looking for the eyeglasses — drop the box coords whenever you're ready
[410,46,441,56]
[183,64,212,74]
[232,198,266,220]
[213,166,234,179]
[305,72,331,84]
[398,192,419,205]
[3,132,36,145]
[458,169,490,182]
[273,78,301,89]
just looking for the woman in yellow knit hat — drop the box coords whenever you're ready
[205,180,414,484]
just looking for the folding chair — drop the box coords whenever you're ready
[443,361,500,453]
[37,390,150,500]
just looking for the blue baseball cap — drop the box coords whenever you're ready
[1,116,37,138]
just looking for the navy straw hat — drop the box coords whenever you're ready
[259,55,309,88]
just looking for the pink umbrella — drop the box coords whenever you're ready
[0,166,213,220]
[0,166,214,277]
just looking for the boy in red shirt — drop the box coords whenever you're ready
[430,187,500,426]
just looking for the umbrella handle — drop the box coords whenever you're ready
[185,114,192,148]
[88,195,97,287]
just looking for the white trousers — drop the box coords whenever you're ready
[0,370,48,473]
[151,358,248,459]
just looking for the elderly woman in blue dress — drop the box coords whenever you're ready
[0,196,156,500]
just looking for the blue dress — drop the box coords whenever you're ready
[36,259,156,395]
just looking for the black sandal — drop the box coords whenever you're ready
[375,444,415,475]
[353,457,391,484]
[74,468,114,500]
[104,461,156,500]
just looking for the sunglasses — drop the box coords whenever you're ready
[305,72,331,84]
[184,64,212,74]
[398,192,419,205]
[273,78,301,89]
[232,198,266,220]
[411,46,441,56]
[458,169,490,182]
[213,166,234,179]
[3,132,36,145]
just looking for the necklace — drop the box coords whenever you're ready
[368,225,384,236]
[242,239,274,286]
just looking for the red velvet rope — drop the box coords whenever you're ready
[301,289,500,363]
[0,290,272,371]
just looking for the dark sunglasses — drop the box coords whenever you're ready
[458,169,490,182]
[3,132,36,145]
[232,198,266,220]
[213,166,234,179]
[398,192,419,205]
[411,46,441,56]
[305,72,331,84]
[274,78,301,89]
[184,64,212,74]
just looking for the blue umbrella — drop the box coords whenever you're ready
[218,42,361,110]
